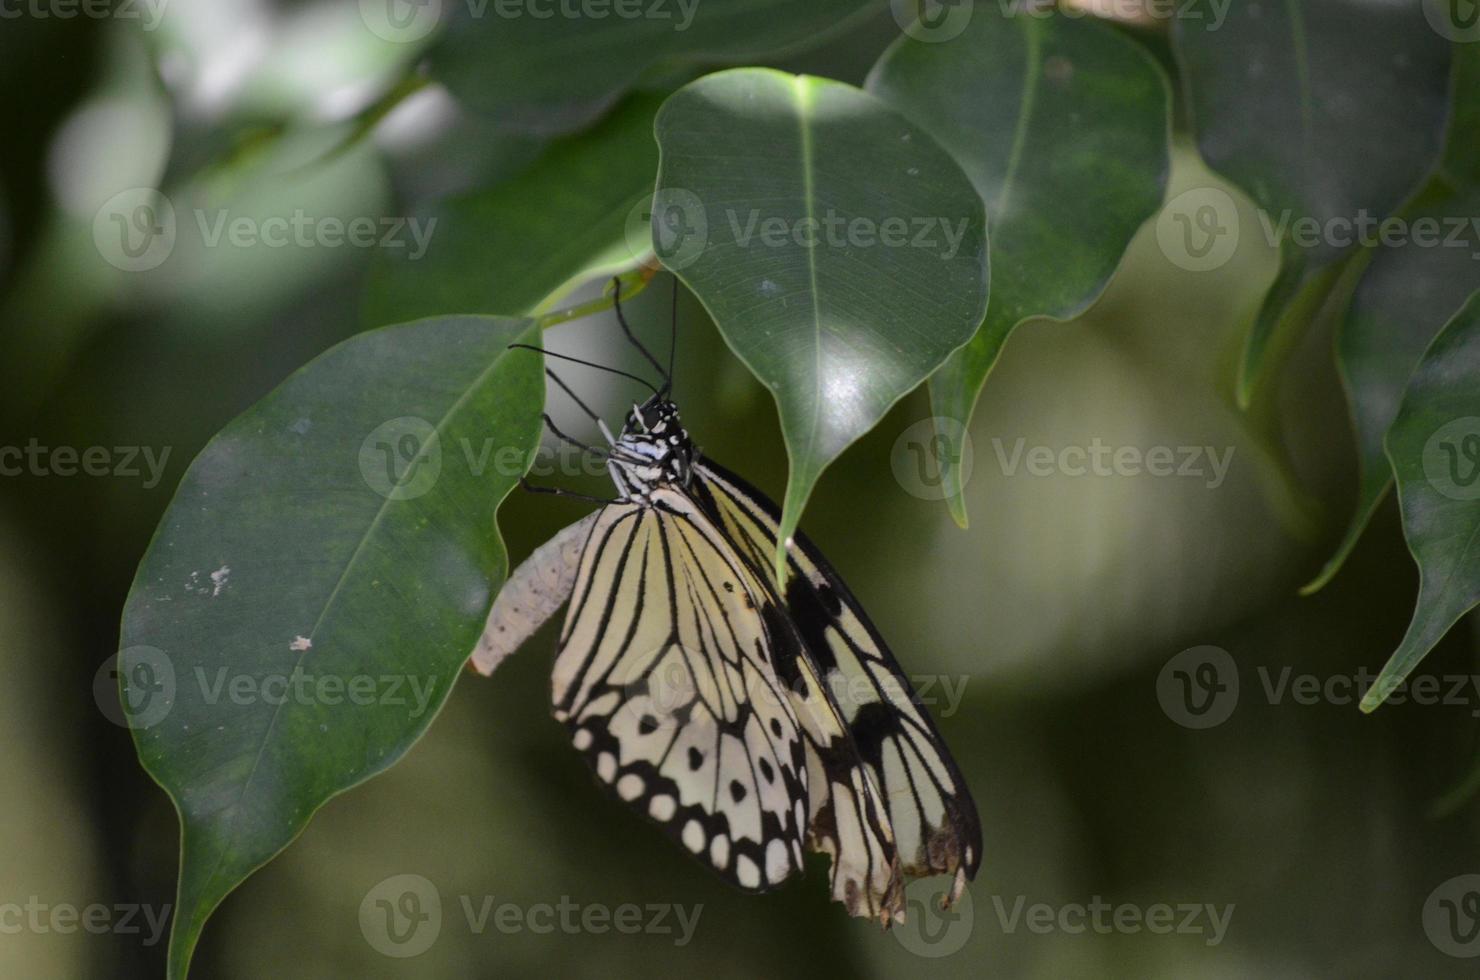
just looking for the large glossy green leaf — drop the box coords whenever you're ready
[363,95,666,326]
[1362,291,1480,711]
[1172,0,1451,407]
[867,6,1170,526]
[119,316,543,978]
[651,68,988,577]
[429,0,878,134]
[1306,45,1480,593]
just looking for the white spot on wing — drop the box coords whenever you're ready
[766,838,789,883]
[649,795,676,821]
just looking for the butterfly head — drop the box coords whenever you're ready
[609,396,695,500]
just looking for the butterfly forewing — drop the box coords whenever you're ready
[551,497,813,892]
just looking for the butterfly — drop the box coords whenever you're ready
[471,278,981,925]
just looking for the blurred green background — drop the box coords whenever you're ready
[3,4,1479,978]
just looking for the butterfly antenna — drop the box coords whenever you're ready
[508,344,661,397]
[545,368,602,424]
[610,277,669,391]
[662,275,677,398]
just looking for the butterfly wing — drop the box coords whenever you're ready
[551,495,817,892]
[690,458,983,902]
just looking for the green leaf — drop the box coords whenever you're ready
[651,68,988,579]
[1306,45,1480,593]
[1172,0,1452,407]
[1362,290,1480,712]
[119,316,543,978]
[362,94,666,327]
[430,0,878,135]
[867,7,1171,526]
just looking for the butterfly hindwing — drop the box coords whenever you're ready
[690,459,983,902]
[551,496,813,892]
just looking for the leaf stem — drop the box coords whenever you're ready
[536,264,661,330]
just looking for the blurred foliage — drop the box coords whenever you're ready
[3,2,1480,979]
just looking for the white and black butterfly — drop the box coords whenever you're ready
[472,279,981,925]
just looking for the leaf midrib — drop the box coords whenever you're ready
[197,328,526,895]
